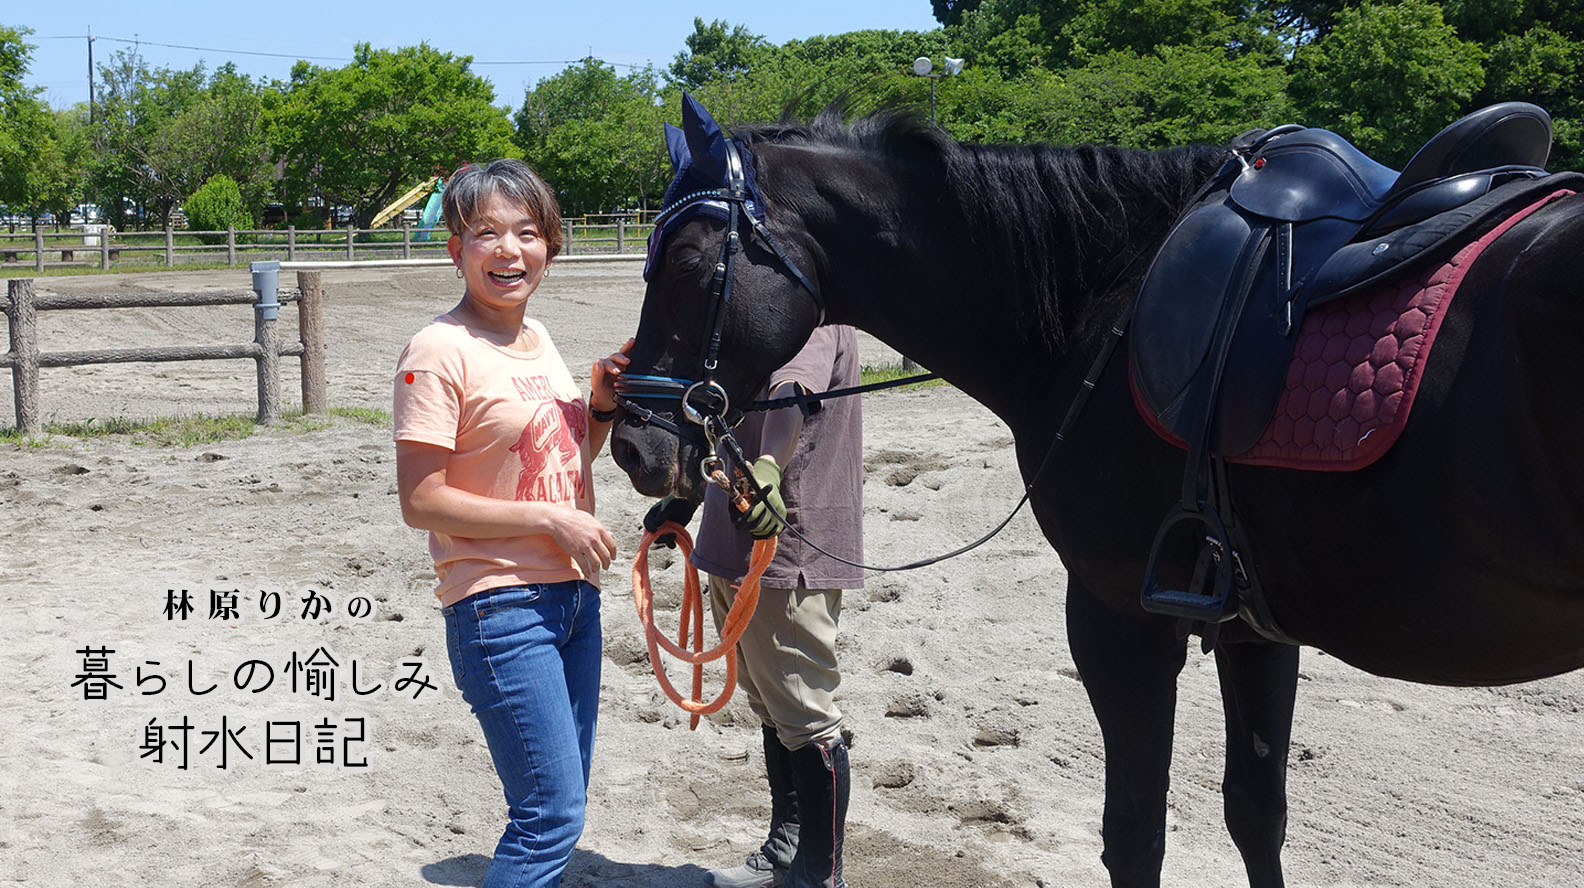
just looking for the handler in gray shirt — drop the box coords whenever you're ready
[670,324,863,888]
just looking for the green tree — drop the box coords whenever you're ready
[0,24,56,219]
[133,64,274,224]
[669,18,769,90]
[1290,0,1486,165]
[1042,44,1294,147]
[183,173,252,242]
[516,59,668,214]
[1443,0,1584,45]
[951,8,1053,78]
[683,27,952,125]
[1062,0,1285,63]
[933,0,989,26]
[1480,26,1584,171]
[19,108,90,227]
[87,49,211,227]
[268,43,515,227]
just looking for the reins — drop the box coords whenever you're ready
[753,317,1128,572]
[632,472,778,728]
[620,128,1140,574]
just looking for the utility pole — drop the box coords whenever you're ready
[87,28,95,124]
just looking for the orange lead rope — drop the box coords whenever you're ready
[633,522,777,729]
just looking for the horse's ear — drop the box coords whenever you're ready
[681,92,729,182]
[663,123,690,174]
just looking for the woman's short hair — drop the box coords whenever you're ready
[441,159,564,259]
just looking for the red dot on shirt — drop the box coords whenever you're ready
[404,372,415,384]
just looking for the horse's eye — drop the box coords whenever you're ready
[668,248,706,278]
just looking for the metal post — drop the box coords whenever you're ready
[7,279,40,435]
[250,261,282,424]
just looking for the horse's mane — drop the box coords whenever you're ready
[737,106,1228,344]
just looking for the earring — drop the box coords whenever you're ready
[455,268,463,278]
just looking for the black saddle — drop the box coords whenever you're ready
[1128,102,1559,630]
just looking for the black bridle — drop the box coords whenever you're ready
[615,137,824,460]
[618,136,1124,573]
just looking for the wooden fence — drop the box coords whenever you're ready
[0,215,655,272]
[1,263,326,435]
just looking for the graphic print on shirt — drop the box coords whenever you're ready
[508,374,587,503]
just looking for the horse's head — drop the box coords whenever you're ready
[610,95,824,500]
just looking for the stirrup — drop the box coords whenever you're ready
[1141,505,1243,623]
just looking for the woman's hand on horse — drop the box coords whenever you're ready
[591,338,636,413]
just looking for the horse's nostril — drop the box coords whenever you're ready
[610,434,638,473]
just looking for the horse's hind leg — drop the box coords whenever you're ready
[1214,638,1298,888]
[1067,584,1187,888]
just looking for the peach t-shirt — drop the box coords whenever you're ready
[393,314,595,606]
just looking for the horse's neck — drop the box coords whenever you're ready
[790,141,1221,423]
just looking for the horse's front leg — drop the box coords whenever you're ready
[1066,582,1187,888]
[1214,637,1298,888]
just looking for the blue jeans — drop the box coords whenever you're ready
[443,580,602,888]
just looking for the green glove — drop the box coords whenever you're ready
[739,456,786,539]
[643,495,698,548]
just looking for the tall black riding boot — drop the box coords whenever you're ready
[782,738,850,888]
[762,724,802,865]
[706,725,801,887]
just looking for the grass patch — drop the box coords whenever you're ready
[0,406,388,446]
[330,406,392,426]
[859,362,949,391]
[0,413,257,446]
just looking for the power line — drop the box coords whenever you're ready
[65,34,349,62]
[38,33,653,69]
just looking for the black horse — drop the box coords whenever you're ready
[609,96,1584,887]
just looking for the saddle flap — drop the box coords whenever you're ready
[1131,200,1258,431]
[1229,129,1399,223]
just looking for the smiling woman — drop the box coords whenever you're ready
[391,157,634,887]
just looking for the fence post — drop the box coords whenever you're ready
[617,218,625,253]
[346,225,355,260]
[34,230,43,273]
[287,225,297,261]
[165,226,174,266]
[227,226,237,266]
[99,229,110,270]
[297,271,327,415]
[563,220,573,256]
[250,261,282,424]
[402,222,411,259]
[6,279,40,435]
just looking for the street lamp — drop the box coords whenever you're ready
[910,56,966,126]
[899,56,964,374]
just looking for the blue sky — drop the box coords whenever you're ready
[13,1,944,110]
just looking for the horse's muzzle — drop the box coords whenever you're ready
[610,424,708,500]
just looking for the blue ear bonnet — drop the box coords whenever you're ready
[644,94,767,281]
